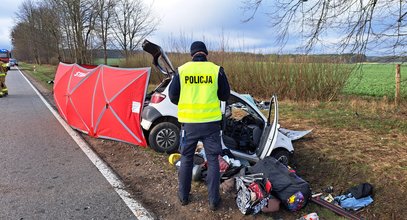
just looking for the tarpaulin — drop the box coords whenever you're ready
[53,62,150,146]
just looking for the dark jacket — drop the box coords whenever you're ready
[169,54,230,105]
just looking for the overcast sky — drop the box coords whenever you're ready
[146,0,283,53]
[0,0,21,50]
[0,0,295,53]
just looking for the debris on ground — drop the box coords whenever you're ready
[169,149,312,216]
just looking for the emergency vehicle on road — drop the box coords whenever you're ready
[0,49,11,70]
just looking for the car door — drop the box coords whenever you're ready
[256,95,279,160]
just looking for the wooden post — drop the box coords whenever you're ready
[395,64,401,107]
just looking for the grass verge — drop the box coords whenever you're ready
[19,62,57,90]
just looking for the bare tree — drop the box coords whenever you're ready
[13,0,60,64]
[13,0,158,64]
[49,0,99,64]
[242,0,407,56]
[11,22,33,62]
[15,0,41,63]
[96,0,116,64]
[166,31,194,53]
[39,1,62,62]
[112,0,158,60]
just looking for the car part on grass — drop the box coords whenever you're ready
[148,122,180,153]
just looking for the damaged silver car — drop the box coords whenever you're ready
[141,40,311,165]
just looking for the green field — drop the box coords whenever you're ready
[93,58,124,66]
[343,63,407,99]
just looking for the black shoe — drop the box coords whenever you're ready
[178,193,189,206]
[209,198,221,211]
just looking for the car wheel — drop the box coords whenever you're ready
[271,149,291,166]
[148,122,180,153]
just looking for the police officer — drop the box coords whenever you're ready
[169,41,230,211]
[0,61,8,98]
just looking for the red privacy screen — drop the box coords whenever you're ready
[53,62,150,147]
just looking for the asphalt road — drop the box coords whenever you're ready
[0,68,136,219]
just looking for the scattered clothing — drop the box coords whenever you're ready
[235,174,271,215]
[245,156,311,211]
[334,193,374,211]
[298,212,319,220]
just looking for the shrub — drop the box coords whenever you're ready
[124,52,352,101]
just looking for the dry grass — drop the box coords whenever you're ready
[278,100,407,219]
[124,52,353,102]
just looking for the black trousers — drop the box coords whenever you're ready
[178,121,222,204]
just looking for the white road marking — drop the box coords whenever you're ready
[16,67,154,220]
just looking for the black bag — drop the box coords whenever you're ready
[345,183,373,199]
[246,156,311,211]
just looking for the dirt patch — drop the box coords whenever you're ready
[283,116,407,219]
[84,137,292,220]
[22,68,407,219]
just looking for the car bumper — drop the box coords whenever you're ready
[141,118,153,130]
[141,106,162,130]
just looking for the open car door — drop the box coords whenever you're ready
[256,95,279,160]
[142,39,175,75]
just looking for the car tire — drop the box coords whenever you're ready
[271,148,291,166]
[148,122,180,154]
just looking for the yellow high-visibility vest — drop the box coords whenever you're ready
[0,63,6,75]
[178,61,221,123]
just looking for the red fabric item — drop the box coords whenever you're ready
[218,156,230,173]
[249,182,264,200]
[53,63,150,146]
[265,179,272,193]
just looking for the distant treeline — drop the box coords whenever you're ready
[366,56,407,63]
[11,0,158,65]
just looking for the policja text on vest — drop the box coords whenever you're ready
[184,75,213,84]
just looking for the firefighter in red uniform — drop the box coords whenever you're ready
[0,60,8,97]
